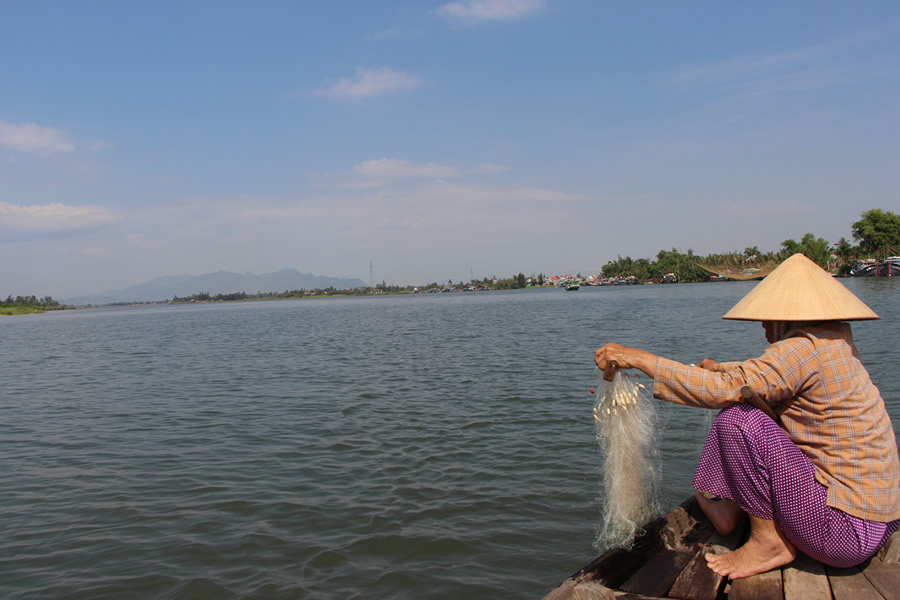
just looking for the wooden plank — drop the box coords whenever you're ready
[783,552,832,600]
[567,581,665,600]
[861,562,900,600]
[567,581,615,600]
[619,548,698,597]
[542,495,900,600]
[541,578,579,600]
[544,579,666,600]
[826,564,885,600]
[578,501,699,590]
[667,529,742,600]
[542,579,668,600]
[659,505,700,551]
[728,568,783,600]
[667,549,724,600]
[580,545,661,591]
[876,532,900,564]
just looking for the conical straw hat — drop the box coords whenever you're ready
[722,253,879,321]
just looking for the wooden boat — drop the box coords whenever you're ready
[851,258,900,277]
[542,494,900,600]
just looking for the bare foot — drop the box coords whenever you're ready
[705,515,796,579]
[695,491,745,536]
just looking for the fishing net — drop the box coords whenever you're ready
[592,369,661,552]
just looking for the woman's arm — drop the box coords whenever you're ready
[595,341,809,409]
[595,344,750,409]
[594,345,726,377]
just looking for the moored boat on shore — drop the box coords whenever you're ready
[851,257,900,277]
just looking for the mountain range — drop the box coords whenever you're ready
[64,269,368,305]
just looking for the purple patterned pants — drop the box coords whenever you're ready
[693,403,899,567]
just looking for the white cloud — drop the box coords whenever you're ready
[666,24,900,98]
[474,162,510,175]
[325,180,583,233]
[354,159,459,178]
[0,202,118,234]
[714,198,818,217]
[437,0,543,21]
[335,180,587,242]
[0,121,74,154]
[311,67,423,100]
[352,159,509,179]
[140,177,583,242]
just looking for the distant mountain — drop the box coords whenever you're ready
[64,269,368,305]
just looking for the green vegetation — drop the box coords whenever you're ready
[601,208,899,283]
[169,273,530,302]
[852,209,900,259]
[170,289,367,303]
[1,296,61,315]
[604,249,710,283]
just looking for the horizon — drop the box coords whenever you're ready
[3,1,900,298]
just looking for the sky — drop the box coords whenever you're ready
[3,0,900,298]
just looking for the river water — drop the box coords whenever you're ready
[2,278,897,599]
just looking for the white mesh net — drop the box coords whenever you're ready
[592,369,661,552]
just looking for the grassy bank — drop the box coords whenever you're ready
[0,304,47,316]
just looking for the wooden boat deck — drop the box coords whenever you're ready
[542,496,900,600]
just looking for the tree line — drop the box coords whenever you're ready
[600,208,899,283]
[2,295,60,308]
[170,288,371,303]
[1,295,61,315]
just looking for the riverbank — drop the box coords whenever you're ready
[0,304,47,316]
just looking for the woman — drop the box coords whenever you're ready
[594,253,900,579]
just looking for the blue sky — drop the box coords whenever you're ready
[3,0,900,297]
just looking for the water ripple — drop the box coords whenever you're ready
[1,283,897,599]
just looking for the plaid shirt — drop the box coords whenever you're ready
[654,322,900,522]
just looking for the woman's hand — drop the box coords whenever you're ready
[594,343,657,378]
[594,342,634,370]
